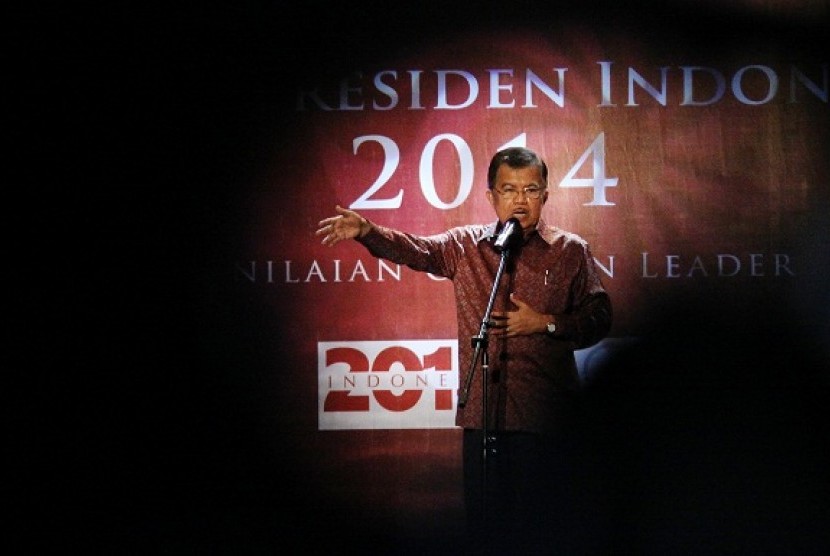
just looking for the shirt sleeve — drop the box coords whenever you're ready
[356,223,462,278]
[557,244,613,349]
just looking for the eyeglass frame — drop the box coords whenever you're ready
[492,185,547,200]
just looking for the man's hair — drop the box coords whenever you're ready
[486,147,548,190]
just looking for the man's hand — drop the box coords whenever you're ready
[490,293,550,337]
[316,205,370,246]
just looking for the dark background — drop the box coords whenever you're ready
[10,1,829,553]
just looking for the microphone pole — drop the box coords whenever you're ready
[459,218,519,459]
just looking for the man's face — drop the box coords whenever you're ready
[486,163,548,234]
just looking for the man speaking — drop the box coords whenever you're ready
[316,146,612,547]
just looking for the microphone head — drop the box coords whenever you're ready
[494,217,521,252]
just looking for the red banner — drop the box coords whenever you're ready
[235,27,827,431]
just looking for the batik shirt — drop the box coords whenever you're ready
[358,218,612,433]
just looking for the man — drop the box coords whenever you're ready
[316,147,612,546]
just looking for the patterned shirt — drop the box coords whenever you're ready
[358,218,612,433]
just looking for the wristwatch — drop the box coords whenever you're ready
[545,321,556,334]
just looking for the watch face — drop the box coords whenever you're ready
[547,322,556,333]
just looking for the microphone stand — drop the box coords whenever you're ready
[458,243,512,460]
[458,224,518,550]
[458,242,513,547]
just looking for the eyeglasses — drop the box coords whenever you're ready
[493,186,546,200]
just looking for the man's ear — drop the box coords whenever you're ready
[485,189,495,207]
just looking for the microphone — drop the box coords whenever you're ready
[493,217,521,252]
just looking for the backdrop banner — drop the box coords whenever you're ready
[236,26,827,431]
